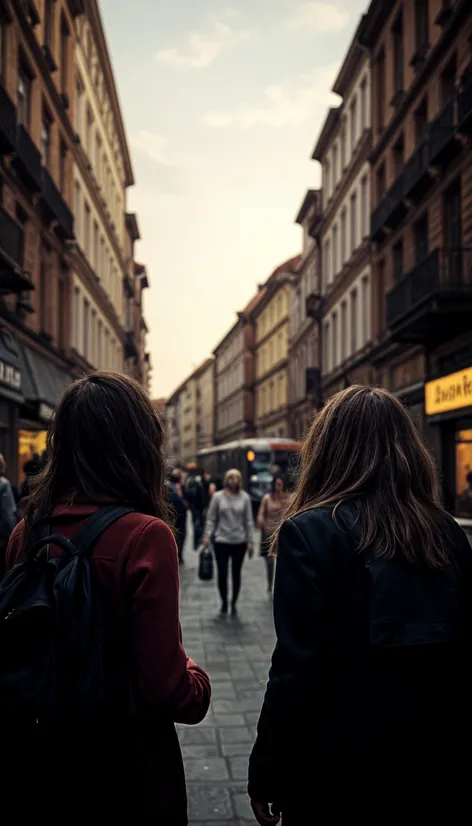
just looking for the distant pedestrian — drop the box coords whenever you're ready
[169,469,188,564]
[249,386,472,826]
[4,372,210,824]
[256,475,289,594]
[0,454,16,576]
[204,468,253,616]
[185,470,205,548]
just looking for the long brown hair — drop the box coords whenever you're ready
[25,372,170,535]
[273,385,448,568]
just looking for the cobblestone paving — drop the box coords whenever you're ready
[178,533,274,825]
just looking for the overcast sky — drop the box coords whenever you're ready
[99,0,367,397]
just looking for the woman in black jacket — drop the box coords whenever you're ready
[248,386,472,826]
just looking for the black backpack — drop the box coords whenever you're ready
[0,505,133,730]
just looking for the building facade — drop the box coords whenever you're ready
[360,0,472,514]
[165,390,182,468]
[314,25,373,401]
[196,357,214,452]
[213,291,264,445]
[0,0,80,481]
[254,258,299,438]
[289,190,321,439]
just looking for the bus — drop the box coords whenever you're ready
[197,438,302,514]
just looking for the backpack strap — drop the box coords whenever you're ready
[69,506,135,558]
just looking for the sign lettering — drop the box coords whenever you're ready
[426,367,472,416]
[0,359,21,391]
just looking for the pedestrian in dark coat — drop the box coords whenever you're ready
[5,372,211,825]
[0,454,17,576]
[248,386,472,826]
[169,469,188,564]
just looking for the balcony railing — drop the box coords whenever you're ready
[403,139,431,199]
[14,125,42,191]
[0,85,17,155]
[305,293,323,320]
[371,174,407,240]
[428,99,456,163]
[40,167,74,239]
[125,331,139,360]
[386,248,472,334]
[0,207,34,294]
[458,65,472,132]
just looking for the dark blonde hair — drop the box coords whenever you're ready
[272,385,448,568]
[25,372,170,539]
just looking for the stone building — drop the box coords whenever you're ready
[289,189,321,439]
[196,357,214,452]
[313,20,373,401]
[213,290,265,445]
[253,257,300,438]
[0,0,79,480]
[360,0,472,513]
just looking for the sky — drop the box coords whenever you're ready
[99,0,368,398]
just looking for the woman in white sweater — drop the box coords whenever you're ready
[204,469,254,615]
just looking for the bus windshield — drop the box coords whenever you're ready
[250,452,271,474]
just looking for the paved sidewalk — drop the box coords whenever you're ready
[178,536,275,825]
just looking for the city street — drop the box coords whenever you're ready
[178,530,274,825]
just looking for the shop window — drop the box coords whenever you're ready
[455,429,472,517]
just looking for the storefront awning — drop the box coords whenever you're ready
[19,344,75,422]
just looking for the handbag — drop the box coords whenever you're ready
[198,547,214,581]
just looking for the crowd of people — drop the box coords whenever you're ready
[0,372,471,825]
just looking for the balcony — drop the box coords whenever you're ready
[0,207,33,294]
[0,85,17,155]
[403,140,432,200]
[125,331,139,360]
[428,100,457,164]
[386,248,472,344]
[435,0,462,26]
[305,293,323,320]
[13,125,42,192]
[40,167,74,239]
[458,65,472,133]
[371,174,407,241]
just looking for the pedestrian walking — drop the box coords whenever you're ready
[256,475,288,594]
[185,470,205,548]
[169,468,188,564]
[0,454,17,577]
[4,372,211,824]
[204,468,254,616]
[248,386,472,826]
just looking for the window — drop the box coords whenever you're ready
[59,139,67,193]
[332,224,338,276]
[58,268,67,349]
[341,120,347,169]
[84,202,91,256]
[39,254,48,333]
[340,208,347,265]
[86,106,94,158]
[415,0,429,52]
[75,75,83,135]
[74,182,81,239]
[361,277,369,343]
[350,96,358,153]
[360,77,367,131]
[360,176,368,239]
[333,144,338,187]
[392,13,404,95]
[376,49,386,130]
[392,133,404,176]
[93,222,99,270]
[323,321,330,373]
[444,181,462,282]
[414,213,429,265]
[350,288,358,353]
[441,54,457,105]
[91,309,97,365]
[95,131,102,182]
[324,160,330,199]
[97,320,103,367]
[73,287,80,350]
[350,192,357,253]
[393,240,403,282]
[83,299,90,359]
[60,14,69,93]
[44,0,54,48]
[324,238,331,286]
[341,301,347,361]
[40,108,52,167]
[332,311,338,368]
[376,163,386,202]
[17,61,32,128]
[414,97,428,144]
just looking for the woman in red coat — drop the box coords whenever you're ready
[6,372,210,825]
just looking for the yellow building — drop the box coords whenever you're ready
[254,258,299,438]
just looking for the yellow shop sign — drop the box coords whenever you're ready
[425,367,472,416]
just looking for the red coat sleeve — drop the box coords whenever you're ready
[5,520,26,570]
[126,518,211,724]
